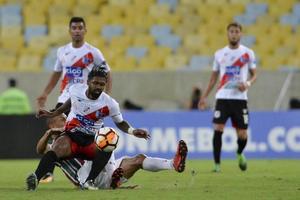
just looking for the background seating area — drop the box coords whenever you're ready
[0,0,299,72]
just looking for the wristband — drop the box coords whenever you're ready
[246,81,251,87]
[128,127,136,135]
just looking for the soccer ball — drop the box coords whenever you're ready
[95,127,119,152]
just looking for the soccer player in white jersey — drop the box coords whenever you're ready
[26,66,149,191]
[35,115,188,189]
[198,22,257,172]
[37,16,112,112]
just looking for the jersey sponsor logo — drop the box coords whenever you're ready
[66,66,83,78]
[225,65,240,76]
[76,114,95,126]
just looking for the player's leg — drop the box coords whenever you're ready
[232,100,249,171]
[26,135,72,190]
[82,149,112,190]
[212,99,229,172]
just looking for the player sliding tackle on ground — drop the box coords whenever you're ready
[26,66,150,190]
[36,115,188,189]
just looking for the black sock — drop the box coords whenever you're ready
[237,138,247,154]
[213,130,223,164]
[35,151,58,181]
[85,150,112,182]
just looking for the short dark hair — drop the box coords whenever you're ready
[227,22,242,31]
[69,17,86,27]
[9,78,16,87]
[88,63,108,81]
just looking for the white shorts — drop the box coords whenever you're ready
[77,153,128,189]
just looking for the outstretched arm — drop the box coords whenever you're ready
[115,120,150,140]
[37,99,71,118]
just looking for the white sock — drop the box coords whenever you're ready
[142,157,174,172]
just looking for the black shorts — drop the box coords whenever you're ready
[213,99,249,129]
[67,130,94,146]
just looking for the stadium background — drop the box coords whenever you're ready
[0,0,299,161]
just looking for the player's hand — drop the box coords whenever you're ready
[198,97,207,110]
[237,82,249,92]
[133,129,150,140]
[36,109,54,118]
[37,94,47,109]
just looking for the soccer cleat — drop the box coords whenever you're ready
[110,167,124,189]
[83,180,98,190]
[26,173,38,191]
[173,140,188,173]
[237,153,247,171]
[212,164,221,173]
[39,172,54,183]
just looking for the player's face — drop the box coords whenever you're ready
[69,22,86,42]
[227,26,242,47]
[87,77,107,99]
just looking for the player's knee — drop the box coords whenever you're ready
[133,154,146,167]
[52,136,71,158]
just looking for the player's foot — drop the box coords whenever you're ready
[212,164,221,173]
[39,172,54,183]
[173,140,188,173]
[237,153,247,171]
[110,167,124,189]
[26,173,38,191]
[83,180,98,190]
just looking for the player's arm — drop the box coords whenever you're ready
[115,120,150,140]
[37,99,71,118]
[37,71,62,108]
[36,128,64,154]
[105,71,112,95]
[198,71,219,110]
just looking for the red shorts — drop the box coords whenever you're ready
[67,131,97,160]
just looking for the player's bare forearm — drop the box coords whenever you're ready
[203,71,218,98]
[42,72,61,95]
[248,68,257,85]
[105,71,112,94]
[115,121,131,133]
[54,99,71,115]
[36,130,52,154]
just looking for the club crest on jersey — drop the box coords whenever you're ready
[95,106,109,118]
[66,66,83,78]
[82,55,92,64]
[240,56,249,63]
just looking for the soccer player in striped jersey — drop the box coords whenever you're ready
[26,66,149,191]
[35,114,188,189]
[199,22,257,172]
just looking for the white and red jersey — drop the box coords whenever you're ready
[213,44,256,100]
[54,42,110,103]
[65,84,123,136]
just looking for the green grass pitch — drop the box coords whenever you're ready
[0,159,299,200]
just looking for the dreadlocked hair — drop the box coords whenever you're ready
[88,63,108,81]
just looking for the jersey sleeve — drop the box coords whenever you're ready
[248,49,257,69]
[109,98,123,123]
[93,48,111,71]
[53,48,63,72]
[212,52,220,71]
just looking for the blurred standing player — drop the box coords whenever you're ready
[199,22,257,172]
[37,16,112,111]
[26,66,149,191]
